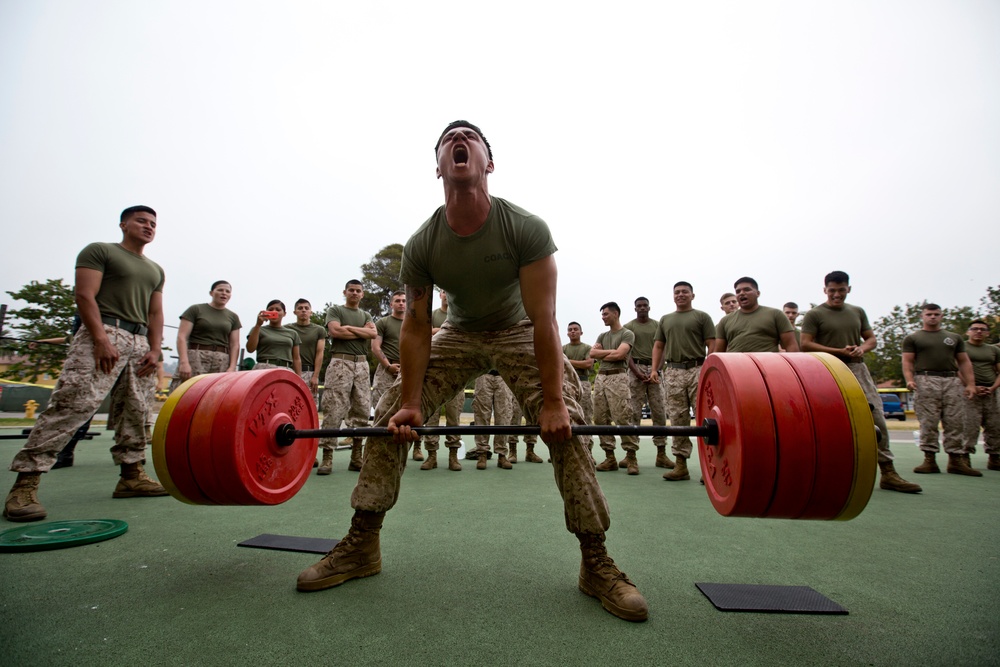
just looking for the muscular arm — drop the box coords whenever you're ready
[567,357,594,371]
[227,328,241,372]
[292,345,302,376]
[136,290,163,377]
[779,330,799,353]
[902,352,916,390]
[176,318,194,379]
[328,320,377,340]
[957,352,976,399]
[705,337,716,355]
[75,267,119,374]
[311,335,325,390]
[387,284,434,441]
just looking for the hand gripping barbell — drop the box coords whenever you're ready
[151,353,878,520]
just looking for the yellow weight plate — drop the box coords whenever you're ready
[152,375,208,505]
[811,353,877,521]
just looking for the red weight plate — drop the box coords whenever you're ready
[696,354,777,517]
[163,373,232,505]
[779,354,855,520]
[747,354,818,519]
[186,372,245,504]
[210,369,318,505]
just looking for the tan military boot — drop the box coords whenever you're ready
[297,510,384,591]
[913,452,940,474]
[524,446,544,463]
[988,454,1000,471]
[3,472,47,522]
[663,454,690,481]
[448,448,462,471]
[348,441,364,472]
[624,451,639,475]
[577,532,648,622]
[420,451,437,470]
[595,453,619,472]
[113,463,169,498]
[497,454,512,469]
[317,450,334,475]
[654,446,675,469]
[878,462,922,493]
[476,452,488,470]
[947,453,982,477]
[412,444,424,461]
[509,443,518,463]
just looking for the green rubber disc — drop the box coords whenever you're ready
[0,519,128,552]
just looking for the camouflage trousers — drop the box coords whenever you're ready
[473,374,512,454]
[914,375,967,454]
[846,362,893,463]
[423,390,464,451]
[371,365,398,415]
[964,391,1000,454]
[663,366,699,458]
[593,372,637,452]
[507,393,538,447]
[10,324,151,472]
[574,378,594,447]
[351,319,610,535]
[628,364,666,447]
[167,349,230,393]
[298,370,319,408]
[320,358,371,452]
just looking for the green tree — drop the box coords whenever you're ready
[1,279,76,382]
[979,285,1000,342]
[359,244,404,319]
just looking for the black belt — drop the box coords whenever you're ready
[101,316,147,336]
[915,370,956,377]
[632,359,652,366]
[976,382,995,387]
[301,364,315,372]
[488,370,500,376]
[598,368,626,376]
[386,358,399,365]
[667,358,704,370]
[576,370,590,381]
[190,343,229,353]
[842,358,864,364]
[258,358,292,368]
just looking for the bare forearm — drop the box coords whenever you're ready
[534,319,566,407]
[398,320,431,409]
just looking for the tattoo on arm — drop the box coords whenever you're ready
[406,285,431,319]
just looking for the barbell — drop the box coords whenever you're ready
[152,353,878,520]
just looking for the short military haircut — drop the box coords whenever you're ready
[634,296,649,305]
[720,292,735,303]
[783,302,799,310]
[345,279,363,289]
[435,120,493,160]
[391,290,406,298]
[266,299,286,311]
[824,270,850,285]
[922,303,942,312]
[210,280,231,291]
[600,302,621,315]
[674,281,693,291]
[734,277,759,290]
[969,319,989,329]
[294,298,311,308]
[568,321,582,329]
[121,205,156,222]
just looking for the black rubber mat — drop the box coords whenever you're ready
[237,534,338,554]
[695,583,848,614]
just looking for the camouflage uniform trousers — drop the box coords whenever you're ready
[846,362,893,463]
[963,391,1000,455]
[576,378,594,448]
[507,393,538,448]
[141,371,159,443]
[371,365,398,416]
[473,374,513,455]
[298,370,319,409]
[167,349,231,393]
[10,324,151,472]
[628,363,666,447]
[351,319,611,535]
[319,358,372,453]
[423,389,464,452]
[663,366,700,458]
[593,372,638,453]
[914,375,967,454]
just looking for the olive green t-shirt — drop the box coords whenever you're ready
[251,325,301,363]
[717,306,794,353]
[180,303,241,348]
[375,316,404,362]
[432,308,448,329]
[964,342,1000,385]
[654,309,715,362]
[563,342,593,381]
[399,197,557,332]
[595,328,635,371]
[622,319,658,362]
[325,305,374,357]
[901,330,966,372]
[800,303,871,360]
[287,322,327,366]
[76,242,165,325]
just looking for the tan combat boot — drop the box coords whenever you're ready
[654,446,675,469]
[412,444,424,462]
[509,443,518,464]
[317,449,334,475]
[3,472,47,522]
[577,532,648,622]
[113,463,169,498]
[525,446,544,463]
[624,451,639,475]
[913,452,940,474]
[420,451,437,470]
[663,454,690,481]
[448,448,462,471]
[947,453,982,477]
[348,440,364,472]
[297,510,384,591]
[988,454,1000,471]
[595,452,619,472]
[476,452,488,470]
[878,462,922,493]
[497,454,512,469]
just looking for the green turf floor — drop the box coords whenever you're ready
[1,432,998,666]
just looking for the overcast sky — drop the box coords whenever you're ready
[2,0,997,351]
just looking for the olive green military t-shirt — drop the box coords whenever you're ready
[654,310,715,362]
[902,330,965,372]
[251,325,301,364]
[964,342,1000,385]
[432,308,448,329]
[595,328,635,371]
[287,322,327,367]
[325,305,374,357]
[622,319,658,362]
[375,316,404,362]
[180,304,242,348]
[563,342,593,381]
[800,303,871,360]
[399,197,557,332]
[76,242,165,326]
[717,306,794,353]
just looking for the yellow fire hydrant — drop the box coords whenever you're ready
[24,399,40,419]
